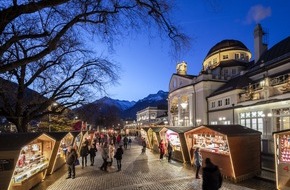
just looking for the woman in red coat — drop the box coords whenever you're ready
[159,139,165,160]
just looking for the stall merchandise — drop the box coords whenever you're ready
[0,133,55,190]
[273,129,290,190]
[185,125,261,182]
[161,127,193,163]
[46,132,73,174]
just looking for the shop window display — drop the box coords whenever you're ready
[193,134,229,154]
[166,131,181,151]
[13,142,49,184]
[279,134,290,163]
[58,136,73,158]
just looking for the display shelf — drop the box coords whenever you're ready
[13,161,48,184]
[193,134,229,155]
[279,134,290,163]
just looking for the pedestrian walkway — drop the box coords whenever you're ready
[33,137,275,190]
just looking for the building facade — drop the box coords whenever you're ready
[136,106,168,126]
[168,24,290,154]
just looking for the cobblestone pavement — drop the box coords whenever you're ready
[34,138,276,190]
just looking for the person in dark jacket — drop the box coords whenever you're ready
[194,147,202,179]
[114,145,124,171]
[167,142,173,162]
[202,158,223,190]
[66,146,77,179]
[80,142,89,168]
[89,144,97,166]
[123,136,128,149]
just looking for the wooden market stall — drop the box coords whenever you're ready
[160,127,193,163]
[184,125,261,182]
[148,127,164,153]
[71,131,85,153]
[46,132,74,175]
[273,129,290,190]
[140,127,151,148]
[0,133,55,190]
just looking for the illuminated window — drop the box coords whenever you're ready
[235,53,239,60]
[241,54,245,60]
[223,55,228,59]
[213,58,217,64]
[239,111,264,133]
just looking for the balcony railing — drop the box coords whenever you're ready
[270,74,289,86]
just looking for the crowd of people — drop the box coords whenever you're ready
[66,133,130,178]
[65,133,223,189]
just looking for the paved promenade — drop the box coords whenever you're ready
[34,138,276,190]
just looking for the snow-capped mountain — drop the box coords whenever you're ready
[140,90,168,102]
[75,90,168,121]
[93,96,136,111]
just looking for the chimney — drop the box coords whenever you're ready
[254,24,268,63]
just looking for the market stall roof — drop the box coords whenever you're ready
[45,132,69,141]
[141,127,150,132]
[0,133,41,151]
[186,125,261,136]
[70,131,81,137]
[150,126,164,132]
[272,129,290,135]
[165,127,195,133]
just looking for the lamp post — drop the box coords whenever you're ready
[232,104,235,124]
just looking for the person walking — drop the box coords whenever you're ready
[114,145,124,171]
[194,147,202,179]
[66,146,77,179]
[123,136,129,149]
[128,137,132,149]
[167,142,173,162]
[116,134,121,145]
[202,158,223,190]
[108,143,115,166]
[141,138,146,153]
[80,142,89,169]
[100,142,109,171]
[89,144,97,166]
[159,139,165,160]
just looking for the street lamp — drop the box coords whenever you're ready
[196,119,201,126]
[180,102,188,109]
[48,102,58,132]
[219,117,226,124]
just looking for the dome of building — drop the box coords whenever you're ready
[202,39,251,72]
[205,39,249,59]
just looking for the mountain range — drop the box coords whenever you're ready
[75,90,168,121]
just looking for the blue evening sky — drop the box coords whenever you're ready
[92,1,290,102]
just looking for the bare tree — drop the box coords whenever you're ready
[0,50,118,132]
[0,0,189,132]
[0,0,188,73]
